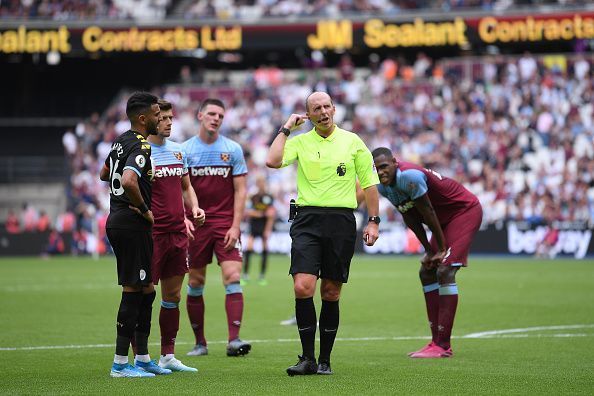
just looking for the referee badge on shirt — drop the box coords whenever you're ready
[220,153,230,162]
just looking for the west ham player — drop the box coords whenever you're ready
[242,176,276,286]
[147,99,205,372]
[370,147,482,358]
[100,92,171,377]
[182,98,251,357]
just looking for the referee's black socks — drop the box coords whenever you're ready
[115,291,143,356]
[295,297,317,360]
[319,299,339,364]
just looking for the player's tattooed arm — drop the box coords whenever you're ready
[122,169,154,224]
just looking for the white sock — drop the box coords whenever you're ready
[114,354,128,365]
[135,354,151,363]
[160,354,175,362]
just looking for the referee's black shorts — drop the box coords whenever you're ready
[106,228,153,286]
[289,206,356,283]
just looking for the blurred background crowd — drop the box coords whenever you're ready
[2,0,593,257]
[0,0,587,21]
[5,51,590,256]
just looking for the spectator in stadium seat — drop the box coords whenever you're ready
[4,210,21,234]
[43,227,65,257]
[266,91,380,376]
[146,99,204,372]
[182,98,252,358]
[22,203,38,232]
[37,210,51,232]
[370,147,483,359]
[100,92,169,378]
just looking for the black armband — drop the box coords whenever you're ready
[137,202,149,214]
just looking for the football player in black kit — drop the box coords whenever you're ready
[242,176,275,286]
[100,92,171,377]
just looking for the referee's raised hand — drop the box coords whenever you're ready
[284,114,308,131]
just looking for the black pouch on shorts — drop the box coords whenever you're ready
[288,199,297,222]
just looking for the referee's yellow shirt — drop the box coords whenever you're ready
[281,126,379,209]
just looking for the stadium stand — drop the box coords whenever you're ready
[0,0,585,21]
[51,52,593,249]
[0,0,175,20]
[1,2,593,257]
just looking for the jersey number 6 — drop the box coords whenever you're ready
[109,157,125,196]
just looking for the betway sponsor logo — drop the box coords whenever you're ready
[397,200,415,213]
[508,223,592,259]
[154,166,184,178]
[191,166,230,178]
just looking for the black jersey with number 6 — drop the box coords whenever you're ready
[105,130,153,231]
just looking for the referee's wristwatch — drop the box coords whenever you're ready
[368,216,381,225]
[278,127,291,137]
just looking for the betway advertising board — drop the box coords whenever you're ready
[246,221,593,259]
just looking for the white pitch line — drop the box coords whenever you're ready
[1,325,592,352]
[462,324,594,338]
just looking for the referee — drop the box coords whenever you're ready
[266,92,380,376]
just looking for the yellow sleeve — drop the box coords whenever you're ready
[353,136,379,189]
[280,135,298,168]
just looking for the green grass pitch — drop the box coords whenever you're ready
[1,254,593,394]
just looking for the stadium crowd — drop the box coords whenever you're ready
[181,0,586,21]
[0,0,172,20]
[7,52,593,254]
[0,0,585,21]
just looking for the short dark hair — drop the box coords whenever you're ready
[126,91,159,121]
[371,147,393,159]
[199,98,225,112]
[157,99,172,112]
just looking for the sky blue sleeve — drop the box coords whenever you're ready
[182,149,188,173]
[232,142,248,176]
[400,169,428,200]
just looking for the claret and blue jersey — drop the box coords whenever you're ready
[149,139,188,234]
[182,135,247,219]
[378,161,479,225]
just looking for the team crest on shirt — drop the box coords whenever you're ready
[174,152,183,161]
[220,153,230,162]
[407,182,417,194]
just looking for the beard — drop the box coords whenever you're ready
[147,121,159,135]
